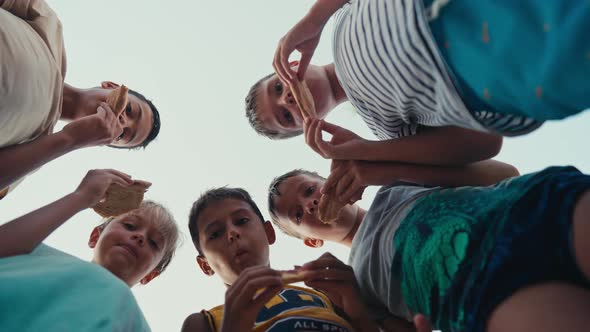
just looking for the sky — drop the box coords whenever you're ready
[2,0,590,331]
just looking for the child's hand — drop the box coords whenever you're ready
[74,169,134,207]
[322,160,368,205]
[273,11,325,84]
[61,103,124,149]
[304,118,368,160]
[302,252,375,328]
[413,314,434,332]
[220,266,283,332]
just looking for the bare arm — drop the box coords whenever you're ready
[0,169,133,258]
[307,120,503,166]
[324,159,519,204]
[0,192,87,257]
[362,126,503,165]
[181,313,212,332]
[0,131,76,190]
[0,104,122,191]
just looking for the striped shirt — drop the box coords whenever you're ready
[331,0,540,139]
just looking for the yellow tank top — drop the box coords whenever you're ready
[202,285,354,331]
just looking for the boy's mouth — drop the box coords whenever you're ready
[235,249,248,259]
[118,243,138,259]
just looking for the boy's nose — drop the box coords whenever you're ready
[228,229,240,242]
[280,92,295,106]
[305,199,319,214]
[131,233,145,246]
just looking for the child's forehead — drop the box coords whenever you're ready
[197,199,257,227]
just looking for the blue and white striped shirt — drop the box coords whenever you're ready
[332,0,540,139]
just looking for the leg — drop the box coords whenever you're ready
[487,282,590,332]
[572,189,590,280]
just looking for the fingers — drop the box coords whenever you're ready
[228,266,282,304]
[335,170,355,198]
[347,187,365,204]
[413,314,433,332]
[273,39,297,84]
[297,51,313,80]
[322,163,346,194]
[304,118,326,157]
[314,120,334,158]
[107,169,134,185]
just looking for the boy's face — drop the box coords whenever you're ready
[272,174,356,243]
[108,93,153,148]
[89,81,154,148]
[256,65,333,136]
[90,209,167,286]
[196,199,274,285]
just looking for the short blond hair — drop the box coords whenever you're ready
[98,200,179,273]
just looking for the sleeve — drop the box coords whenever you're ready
[0,0,44,20]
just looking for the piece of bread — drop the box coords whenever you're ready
[105,85,129,117]
[281,270,308,284]
[290,79,317,120]
[318,192,346,224]
[92,180,151,217]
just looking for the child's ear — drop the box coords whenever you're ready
[140,270,160,285]
[100,81,120,89]
[197,256,215,276]
[303,238,324,248]
[263,220,276,245]
[88,227,102,249]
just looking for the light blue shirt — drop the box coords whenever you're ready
[0,244,151,332]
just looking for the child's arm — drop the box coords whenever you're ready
[0,169,134,258]
[274,0,349,82]
[305,119,503,166]
[322,159,519,204]
[302,252,381,332]
[0,104,123,191]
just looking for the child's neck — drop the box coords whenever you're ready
[339,206,366,247]
[324,63,348,107]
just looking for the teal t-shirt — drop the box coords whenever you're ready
[0,244,151,331]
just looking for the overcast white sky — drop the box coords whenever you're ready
[2,1,589,331]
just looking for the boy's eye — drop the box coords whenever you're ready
[208,231,220,240]
[236,217,249,225]
[304,186,315,197]
[283,109,294,124]
[123,222,135,230]
[274,81,283,95]
[149,239,159,250]
[125,104,132,115]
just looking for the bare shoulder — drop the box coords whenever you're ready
[181,312,211,332]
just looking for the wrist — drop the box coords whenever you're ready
[67,191,96,211]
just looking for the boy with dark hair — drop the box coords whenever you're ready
[183,187,432,332]
[0,0,161,199]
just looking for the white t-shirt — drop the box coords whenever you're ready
[0,0,67,194]
[332,0,485,139]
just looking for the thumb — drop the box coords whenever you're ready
[297,51,313,80]
[413,314,433,332]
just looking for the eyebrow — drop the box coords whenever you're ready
[203,220,220,235]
